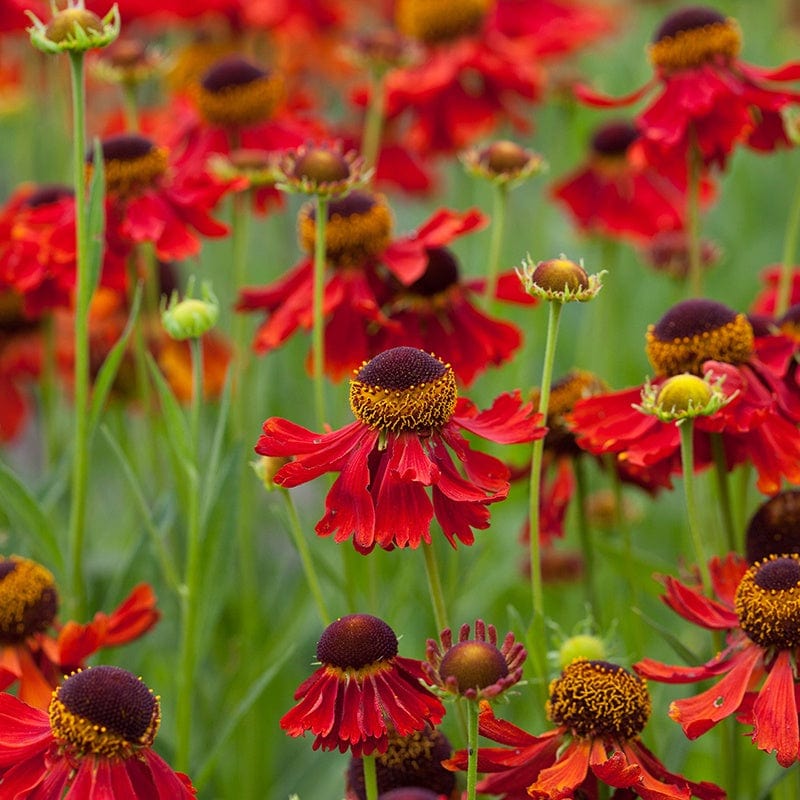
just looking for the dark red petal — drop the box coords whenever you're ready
[750,649,799,767]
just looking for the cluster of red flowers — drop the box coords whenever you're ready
[3,0,800,798]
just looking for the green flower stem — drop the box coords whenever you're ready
[483,183,508,308]
[573,456,599,623]
[40,314,59,468]
[362,754,379,800]
[231,191,252,440]
[775,166,800,317]
[280,488,331,626]
[528,300,563,623]
[121,82,139,132]
[465,698,480,800]
[678,419,712,594]
[175,336,205,773]
[526,299,563,706]
[422,542,449,633]
[66,50,91,618]
[710,433,736,553]
[312,195,329,429]
[686,136,704,298]
[361,70,387,175]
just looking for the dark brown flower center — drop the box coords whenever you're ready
[196,56,283,126]
[89,134,168,199]
[49,666,160,758]
[395,0,493,44]
[22,184,73,209]
[532,258,589,295]
[481,140,530,174]
[317,614,399,670]
[645,299,754,376]
[406,248,460,297]
[294,147,351,184]
[0,556,58,644]
[547,659,651,740]
[736,555,800,649]
[350,348,458,433]
[438,641,509,693]
[298,191,393,267]
[649,6,741,71]
[348,726,455,800]
[746,491,800,563]
[591,121,639,157]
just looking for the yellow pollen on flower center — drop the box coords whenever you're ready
[395,0,494,44]
[49,675,160,760]
[324,659,395,684]
[379,727,437,769]
[645,313,754,376]
[93,146,169,200]
[735,554,800,649]
[298,194,393,267]
[350,355,458,434]
[546,658,651,741]
[0,556,58,642]
[649,19,742,72]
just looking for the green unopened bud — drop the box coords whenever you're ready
[251,455,289,492]
[557,634,608,670]
[161,279,219,340]
[28,3,120,55]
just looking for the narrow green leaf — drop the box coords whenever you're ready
[145,352,192,467]
[85,136,106,295]
[87,281,143,439]
[193,645,295,790]
[100,425,181,593]
[630,607,701,665]
[0,461,64,574]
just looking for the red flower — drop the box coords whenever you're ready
[568,299,800,495]
[576,6,800,170]
[446,660,724,800]
[0,666,195,798]
[281,614,445,756]
[370,248,529,386]
[635,552,800,767]
[0,556,159,710]
[237,198,486,382]
[551,120,705,243]
[0,183,128,317]
[751,264,800,316]
[255,347,544,553]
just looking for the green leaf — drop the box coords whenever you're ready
[193,645,295,790]
[630,607,702,665]
[145,352,192,468]
[87,282,143,440]
[85,136,106,295]
[0,461,64,574]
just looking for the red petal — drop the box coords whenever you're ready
[528,739,592,799]
[750,649,799,766]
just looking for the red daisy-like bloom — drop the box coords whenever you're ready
[568,298,800,495]
[635,551,800,767]
[86,133,233,262]
[446,659,724,800]
[0,555,159,710]
[281,613,445,756]
[255,347,544,553]
[0,665,195,798]
[237,196,486,382]
[576,6,800,170]
[551,120,701,244]
[751,264,800,316]
[370,247,530,387]
[0,183,128,317]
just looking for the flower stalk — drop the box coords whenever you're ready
[312,195,329,428]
